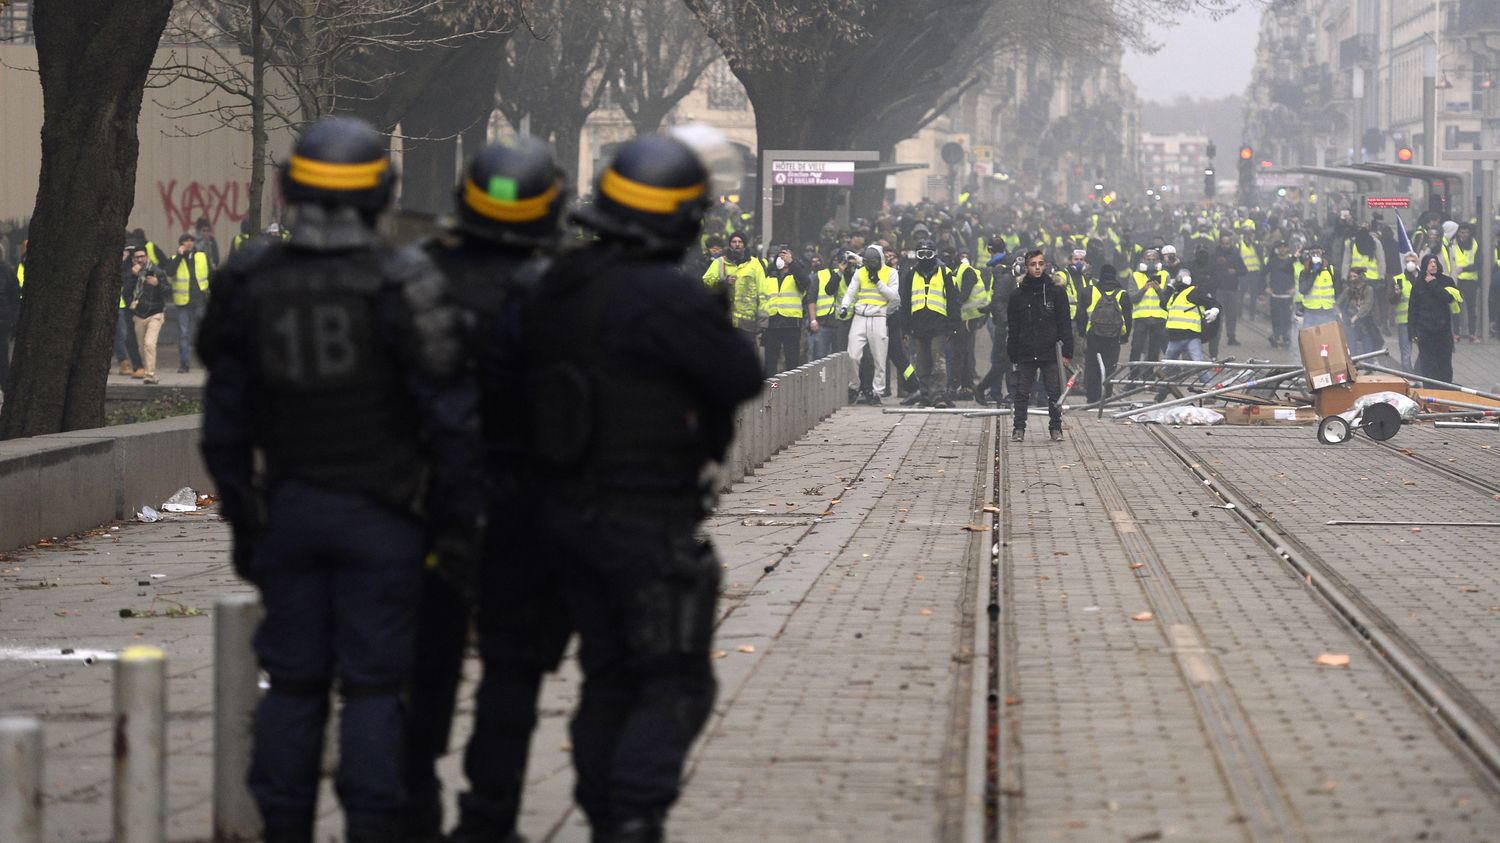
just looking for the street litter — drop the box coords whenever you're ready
[136,505,160,523]
[161,487,200,512]
[1130,406,1224,426]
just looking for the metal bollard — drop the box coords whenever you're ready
[114,645,166,843]
[0,715,43,843]
[214,595,263,841]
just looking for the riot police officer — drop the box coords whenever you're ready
[485,135,762,842]
[401,137,571,843]
[198,116,477,843]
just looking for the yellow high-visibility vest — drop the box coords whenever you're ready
[1350,243,1379,279]
[1394,274,1412,325]
[1131,270,1168,320]
[814,268,837,317]
[909,269,949,316]
[956,264,989,320]
[855,265,893,309]
[1085,287,1127,337]
[171,251,211,306]
[1451,241,1479,280]
[1302,268,1336,310]
[1239,241,1261,272]
[1165,287,1202,333]
[767,272,802,318]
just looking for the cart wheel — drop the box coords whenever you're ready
[1361,402,1402,441]
[1317,415,1352,445]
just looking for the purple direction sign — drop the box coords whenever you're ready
[771,160,855,187]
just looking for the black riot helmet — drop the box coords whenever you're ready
[572,135,711,254]
[279,116,395,213]
[456,137,565,248]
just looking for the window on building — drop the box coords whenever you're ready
[0,1,34,43]
[707,60,747,111]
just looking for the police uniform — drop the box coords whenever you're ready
[491,135,762,843]
[402,138,570,843]
[197,117,479,843]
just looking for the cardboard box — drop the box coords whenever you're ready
[1298,322,1356,390]
[1221,405,1318,426]
[1312,373,1408,417]
[1412,389,1500,411]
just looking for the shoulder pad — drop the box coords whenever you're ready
[510,256,551,294]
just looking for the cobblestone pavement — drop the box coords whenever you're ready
[0,408,989,842]
[995,415,1500,842]
[6,363,1500,842]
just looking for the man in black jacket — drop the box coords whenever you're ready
[900,239,957,407]
[1408,253,1462,383]
[1007,249,1072,442]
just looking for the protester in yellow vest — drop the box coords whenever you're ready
[805,250,842,360]
[163,233,211,373]
[1238,227,1264,320]
[1390,252,1418,371]
[701,231,767,339]
[1295,250,1340,329]
[900,240,957,407]
[1077,264,1132,403]
[949,250,989,400]
[1447,222,1481,341]
[761,246,807,377]
[1127,248,1169,365]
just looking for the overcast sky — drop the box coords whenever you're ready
[1122,3,1261,103]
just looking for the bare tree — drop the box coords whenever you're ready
[1,0,174,438]
[493,0,613,181]
[607,0,719,136]
[153,0,515,227]
[682,0,1234,243]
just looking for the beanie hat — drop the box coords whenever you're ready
[1099,264,1117,282]
[1442,220,1459,239]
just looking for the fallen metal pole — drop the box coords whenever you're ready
[1433,421,1500,430]
[1416,410,1499,419]
[1326,519,1500,527]
[214,595,263,842]
[1132,359,1300,371]
[115,646,166,843]
[1415,395,1500,414]
[1356,362,1500,403]
[0,715,42,843]
[1112,367,1311,419]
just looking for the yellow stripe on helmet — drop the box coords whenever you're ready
[463,178,558,223]
[599,168,704,214]
[287,155,389,190]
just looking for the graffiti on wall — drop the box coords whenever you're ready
[158,180,252,234]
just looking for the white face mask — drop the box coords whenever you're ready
[775,257,786,270]
[959,257,970,266]
[1404,261,1417,273]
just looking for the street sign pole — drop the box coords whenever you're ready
[1441,149,1499,341]
[759,150,879,257]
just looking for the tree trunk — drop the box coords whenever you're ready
[247,0,267,233]
[1,1,174,439]
[746,86,853,249]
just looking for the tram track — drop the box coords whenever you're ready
[1149,424,1500,797]
[1071,426,1306,843]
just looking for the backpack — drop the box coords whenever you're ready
[1088,289,1125,338]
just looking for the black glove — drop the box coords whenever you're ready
[427,519,484,603]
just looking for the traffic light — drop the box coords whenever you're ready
[1237,145,1255,200]
[1204,166,1216,198]
[1397,146,1414,163]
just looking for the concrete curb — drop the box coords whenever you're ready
[0,416,211,552]
[720,352,849,493]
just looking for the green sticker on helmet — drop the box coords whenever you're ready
[487,176,519,202]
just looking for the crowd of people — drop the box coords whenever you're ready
[2,112,1498,843]
[685,192,1499,438]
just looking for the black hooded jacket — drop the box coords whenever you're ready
[1408,254,1458,348]
[1007,274,1074,362]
